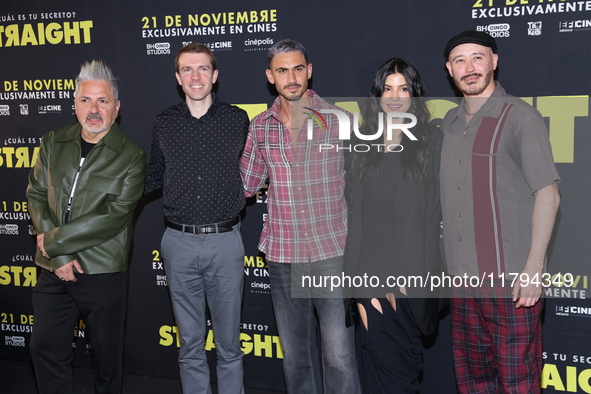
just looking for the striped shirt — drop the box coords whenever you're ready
[240,90,348,263]
[440,83,560,277]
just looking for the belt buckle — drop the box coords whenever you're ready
[192,225,197,235]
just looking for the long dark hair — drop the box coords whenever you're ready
[352,58,430,183]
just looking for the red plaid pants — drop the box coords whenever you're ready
[450,292,543,393]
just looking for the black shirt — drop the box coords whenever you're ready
[145,94,250,225]
[80,138,95,158]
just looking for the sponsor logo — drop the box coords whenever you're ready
[555,305,591,317]
[37,104,62,114]
[146,42,171,55]
[559,19,591,33]
[19,104,29,115]
[204,41,232,51]
[154,42,170,50]
[244,37,273,47]
[0,224,19,235]
[4,335,26,347]
[476,23,511,38]
[528,21,542,36]
[0,105,10,116]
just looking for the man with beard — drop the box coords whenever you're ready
[27,60,145,393]
[240,39,360,394]
[440,30,560,392]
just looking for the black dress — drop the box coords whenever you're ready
[355,152,422,394]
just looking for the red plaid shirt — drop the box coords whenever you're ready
[240,90,348,263]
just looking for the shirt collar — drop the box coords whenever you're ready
[456,81,506,121]
[179,92,220,119]
[263,89,320,121]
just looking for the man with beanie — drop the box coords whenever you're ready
[440,30,560,392]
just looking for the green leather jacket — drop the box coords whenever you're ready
[27,123,146,274]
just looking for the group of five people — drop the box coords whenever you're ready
[27,29,559,394]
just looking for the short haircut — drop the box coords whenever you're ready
[175,42,217,72]
[75,60,118,99]
[267,39,307,68]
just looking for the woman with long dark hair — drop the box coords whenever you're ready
[343,58,444,393]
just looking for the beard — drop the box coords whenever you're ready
[454,70,494,96]
[281,84,304,101]
[81,114,115,134]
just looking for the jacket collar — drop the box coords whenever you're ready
[55,122,126,154]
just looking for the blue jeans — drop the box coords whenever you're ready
[268,257,361,394]
[162,224,245,394]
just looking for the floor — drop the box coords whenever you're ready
[0,358,279,394]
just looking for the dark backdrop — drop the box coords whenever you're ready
[1,1,590,392]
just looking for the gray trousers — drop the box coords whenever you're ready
[162,224,245,394]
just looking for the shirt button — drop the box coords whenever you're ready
[301,210,304,213]
[458,159,462,164]
[304,233,308,236]
[457,187,461,191]
[298,187,301,190]
[459,238,462,242]
[458,213,461,217]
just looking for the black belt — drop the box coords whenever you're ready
[166,217,239,234]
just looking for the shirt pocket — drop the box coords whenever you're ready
[258,142,288,166]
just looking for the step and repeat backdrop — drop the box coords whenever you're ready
[1,0,591,392]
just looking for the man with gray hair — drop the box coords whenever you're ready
[240,39,360,394]
[27,60,145,393]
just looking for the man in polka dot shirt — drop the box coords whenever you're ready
[145,43,250,394]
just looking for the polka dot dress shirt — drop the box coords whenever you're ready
[146,94,249,225]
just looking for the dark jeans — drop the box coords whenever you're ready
[268,257,361,394]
